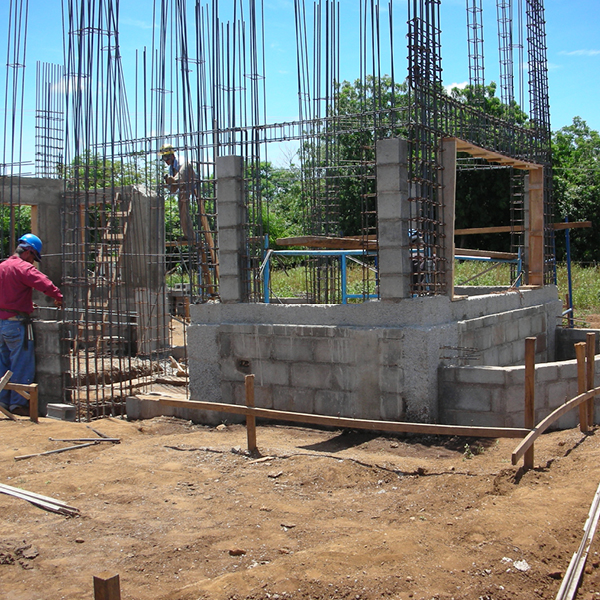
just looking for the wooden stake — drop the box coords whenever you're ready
[93,573,121,600]
[587,333,596,427]
[29,384,38,423]
[576,342,589,433]
[524,337,536,470]
[245,374,257,454]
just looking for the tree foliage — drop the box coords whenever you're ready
[552,117,600,262]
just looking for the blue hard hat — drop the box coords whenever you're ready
[18,233,43,261]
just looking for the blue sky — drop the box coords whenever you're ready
[1,0,598,168]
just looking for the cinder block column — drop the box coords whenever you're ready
[376,138,411,301]
[216,156,246,303]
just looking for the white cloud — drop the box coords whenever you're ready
[444,81,468,94]
[559,49,600,57]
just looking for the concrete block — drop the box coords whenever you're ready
[376,165,404,193]
[219,358,247,382]
[380,339,403,365]
[331,364,356,392]
[217,200,244,230]
[376,138,408,166]
[219,275,243,303]
[492,324,505,346]
[218,227,242,251]
[313,338,354,364]
[272,336,313,362]
[546,380,570,410]
[504,320,521,343]
[452,385,492,412]
[314,389,348,417]
[216,155,244,178]
[291,363,332,389]
[232,334,272,359]
[254,385,273,409]
[536,363,559,382]
[518,316,534,339]
[272,386,315,414]
[46,403,77,422]
[454,367,506,385]
[480,346,499,367]
[473,327,493,350]
[254,361,290,386]
[498,344,514,367]
[379,366,404,394]
[503,385,525,414]
[557,360,577,380]
[378,220,405,246]
[378,273,411,301]
[379,393,405,421]
[505,367,525,385]
[377,193,407,220]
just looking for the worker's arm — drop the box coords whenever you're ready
[20,263,63,304]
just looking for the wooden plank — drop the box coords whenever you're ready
[455,248,518,260]
[524,338,536,469]
[576,343,589,432]
[275,235,377,250]
[245,374,257,453]
[0,370,13,393]
[15,442,98,461]
[452,137,542,170]
[587,333,596,426]
[136,395,529,439]
[0,482,79,513]
[0,371,16,420]
[94,573,121,600]
[512,385,600,465]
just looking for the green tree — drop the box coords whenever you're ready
[552,117,600,262]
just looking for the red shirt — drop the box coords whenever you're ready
[0,255,63,319]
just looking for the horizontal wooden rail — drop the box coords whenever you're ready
[138,395,529,439]
[512,385,600,465]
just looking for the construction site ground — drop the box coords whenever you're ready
[3,414,600,600]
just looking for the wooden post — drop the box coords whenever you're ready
[93,573,121,600]
[245,374,257,454]
[576,342,589,433]
[29,384,38,424]
[524,337,536,470]
[587,333,596,427]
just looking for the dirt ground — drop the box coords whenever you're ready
[3,415,600,600]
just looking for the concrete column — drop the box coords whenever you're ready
[216,156,246,303]
[441,138,457,299]
[2,177,63,290]
[376,138,411,301]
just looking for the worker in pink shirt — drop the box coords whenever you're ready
[0,234,63,415]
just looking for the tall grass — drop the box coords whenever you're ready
[270,261,600,321]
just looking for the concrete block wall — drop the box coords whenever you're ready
[216,323,406,421]
[188,286,561,425]
[458,303,549,366]
[439,356,600,429]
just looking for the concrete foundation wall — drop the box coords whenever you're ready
[439,355,600,430]
[188,286,561,425]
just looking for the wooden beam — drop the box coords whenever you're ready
[524,337,536,470]
[455,248,518,260]
[455,221,591,236]
[245,374,257,453]
[512,385,600,465]
[94,573,121,600]
[576,343,589,432]
[136,395,529,439]
[451,137,542,171]
[275,236,377,250]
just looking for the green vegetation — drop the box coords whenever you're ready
[0,205,31,258]
[269,260,600,324]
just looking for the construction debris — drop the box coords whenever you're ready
[0,483,80,516]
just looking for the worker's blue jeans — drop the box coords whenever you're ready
[0,319,34,408]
